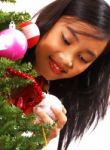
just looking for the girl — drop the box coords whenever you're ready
[22,0,110,149]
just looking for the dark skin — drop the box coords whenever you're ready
[33,16,108,141]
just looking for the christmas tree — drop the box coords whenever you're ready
[0,1,54,150]
[0,0,31,30]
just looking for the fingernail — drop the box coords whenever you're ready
[51,106,55,110]
[36,107,42,113]
[34,107,40,113]
[51,106,60,110]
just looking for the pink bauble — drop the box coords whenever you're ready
[0,28,27,60]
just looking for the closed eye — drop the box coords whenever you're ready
[79,54,89,64]
[62,34,71,45]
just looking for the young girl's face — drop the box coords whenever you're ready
[35,16,108,80]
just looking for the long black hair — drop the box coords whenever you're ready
[23,0,110,149]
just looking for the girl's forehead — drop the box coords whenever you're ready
[58,16,100,32]
[56,16,107,38]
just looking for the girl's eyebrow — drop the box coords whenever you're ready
[66,26,79,42]
[66,26,106,40]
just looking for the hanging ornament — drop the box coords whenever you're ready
[7,67,63,117]
[35,92,63,120]
[0,21,27,60]
[18,20,40,48]
[7,67,43,115]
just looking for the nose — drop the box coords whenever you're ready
[58,51,73,69]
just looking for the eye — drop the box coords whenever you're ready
[79,54,89,64]
[62,34,71,45]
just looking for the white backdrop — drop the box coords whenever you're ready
[0,0,110,150]
[46,107,110,150]
[0,0,54,16]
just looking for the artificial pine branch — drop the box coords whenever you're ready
[0,58,37,77]
[0,58,54,150]
[0,11,31,31]
[0,0,16,3]
[0,1,53,149]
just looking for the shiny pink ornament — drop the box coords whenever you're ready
[0,28,27,60]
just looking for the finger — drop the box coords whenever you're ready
[47,127,60,142]
[34,117,43,124]
[62,105,67,114]
[51,107,67,129]
[34,107,54,124]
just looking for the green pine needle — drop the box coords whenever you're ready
[0,58,54,150]
[0,3,53,148]
[0,10,31,31]
[0,0,16,3]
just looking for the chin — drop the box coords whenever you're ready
[43,76,56,81]
[46,75,65,81]
[42,75,57,81]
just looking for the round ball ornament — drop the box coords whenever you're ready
[36,92,63,120]
[0,21,27,60]
[19,20,40,48]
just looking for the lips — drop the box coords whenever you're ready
[49,56,65,74]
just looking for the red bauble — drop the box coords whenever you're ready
[11,85,42,115]
[7,67,43,115]
[18,20,40,48]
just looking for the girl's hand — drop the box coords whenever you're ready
[33,105,67,142]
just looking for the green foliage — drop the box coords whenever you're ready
[0,11,31,31]
[0,0,16,3]
[0,58,38,77]
[0,97,53,150]
[0,58,38,96]
[0,1,53,149]
[0,58,54,150]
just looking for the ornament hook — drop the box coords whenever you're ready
[9,21,16,29]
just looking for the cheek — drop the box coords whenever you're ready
[38,37,55,52]
[35,40,49,58]
[69,63,91,77]
[41,30,64,51]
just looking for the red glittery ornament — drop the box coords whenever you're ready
[7,67,43,115]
